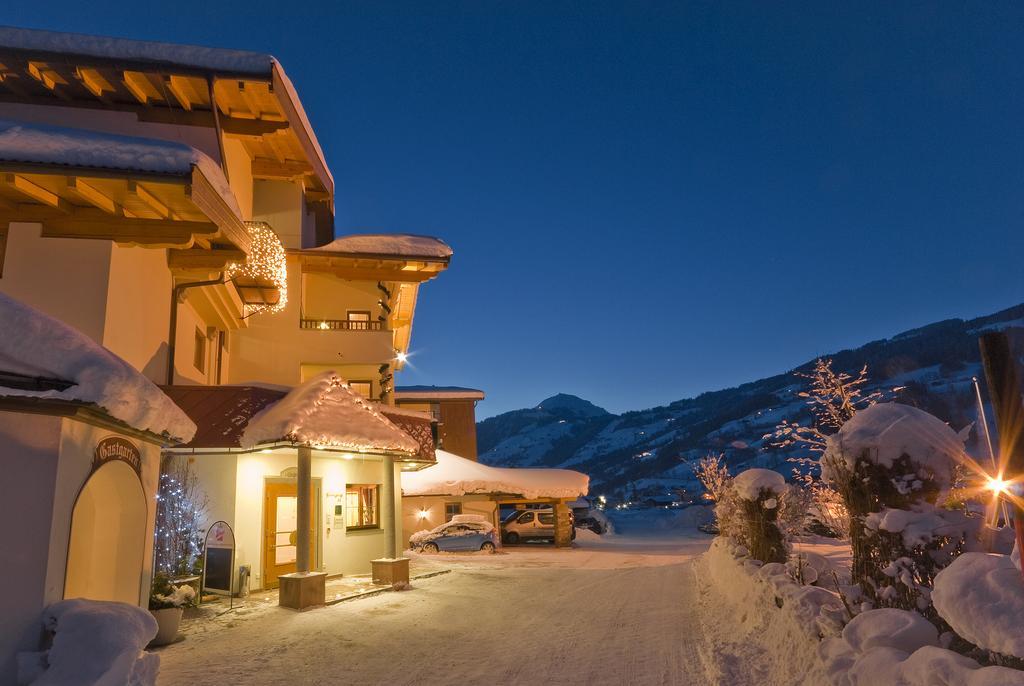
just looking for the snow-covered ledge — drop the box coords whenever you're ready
[700,539,1024,685]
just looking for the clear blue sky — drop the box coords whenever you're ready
[10,2,1024,418]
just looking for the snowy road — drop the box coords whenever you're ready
[158,525,722,685]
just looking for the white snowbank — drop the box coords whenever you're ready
[733,468,787,501]
[312,234,453,259]
[401,449,588,500]
[0,292,195,441]
[18,599,159,686]
[241,371,419,454]
[0,120,240,219]
[822,403,962,492]
[705,538,1024,686]
[933,552,1024,659]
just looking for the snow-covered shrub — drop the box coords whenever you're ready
[820,403,967,614]
[731,468,789,563]
[767,359,884,539]
[933,549,1024,667]
[149,573,196,610]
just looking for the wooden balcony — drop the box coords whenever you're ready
[300,318,384,332]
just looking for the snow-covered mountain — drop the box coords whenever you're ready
[477,303,1024,499]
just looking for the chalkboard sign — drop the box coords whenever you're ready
[203,521,235,597]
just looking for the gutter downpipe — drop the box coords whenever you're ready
[166,274,226,386]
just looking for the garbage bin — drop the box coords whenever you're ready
[237,564,250,597]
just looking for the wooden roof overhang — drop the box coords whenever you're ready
[0,162,251,252]
[0,38,332,199]
[293,250,450,284]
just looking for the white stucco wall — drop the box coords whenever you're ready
[0,411,161,686]
[1,224,112,344]
[252,179,304,249]
[0,411,61,685]
[103,245,173,384]
[190,449,399,591]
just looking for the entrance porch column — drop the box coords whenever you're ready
[279,445,325,610]
[553,500,573,548]
[296,446,312,573]
[382,455,397,558]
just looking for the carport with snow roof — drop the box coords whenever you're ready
[401,449,589,549]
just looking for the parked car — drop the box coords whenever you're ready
[409,518,498,553]
[501,508,576,544]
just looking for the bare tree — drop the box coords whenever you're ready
[154,455,209,578]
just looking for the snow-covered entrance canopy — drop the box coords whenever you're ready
[240,371,421,457]
[402,450,589,500]
[0,292,196,442]
[0,120,249,253]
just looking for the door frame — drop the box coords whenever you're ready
[262,477,321,589]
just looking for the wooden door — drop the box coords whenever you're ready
[263,482,316,589]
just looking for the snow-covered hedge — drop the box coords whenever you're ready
[703,538,1024,685]
[17,599,160,686]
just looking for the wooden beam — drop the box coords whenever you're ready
[1,174,66,209]
[299,262,444,283]
[122,71,160,105]
[168,247,246,271]
[251,158,313,180]
[165,75,194,111]
[27,61,68,90]
[75,67,114,98]
[66,177,134,216]
[127,181,173,219]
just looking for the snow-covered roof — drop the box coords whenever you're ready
[395,385,485,401]
[0,292,196,442]
[0,25,273,77]
[0,119,241,219]
[402,449,589,500]
[240,371,420,455]
[310,234,453,260]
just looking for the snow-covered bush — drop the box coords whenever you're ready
[730,468,790,563]
[767,359,884,539]
[820,403,968,614]
[17,599,160,686]
[149,573,196,611]
[933,549,1024,667]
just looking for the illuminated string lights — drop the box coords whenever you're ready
[227,221,288,315]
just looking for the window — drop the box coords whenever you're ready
[193,328,206,373]
[347,310,371,331]
[445,502,462,522]
[539,513,555,526]
[345,484,379,529]
[348,381,373,399]
[518,511,534,524]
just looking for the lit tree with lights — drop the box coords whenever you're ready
[154,455,209,578]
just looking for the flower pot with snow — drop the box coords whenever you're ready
[148,572,196,646]
[149,607,184,646]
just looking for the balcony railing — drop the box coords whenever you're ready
[300,318,384,331]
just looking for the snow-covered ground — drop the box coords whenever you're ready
[157,512,723,685]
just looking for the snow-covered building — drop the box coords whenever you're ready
[0,26,454,613]
[0,292,194,679]
[401,449,589,548]
[162,373,438,602]
[395,385,485,459]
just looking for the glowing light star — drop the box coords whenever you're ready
[227,222,288,315]
[395,351,408,363]
[986,476,1010,495]
[417,509,429,520]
